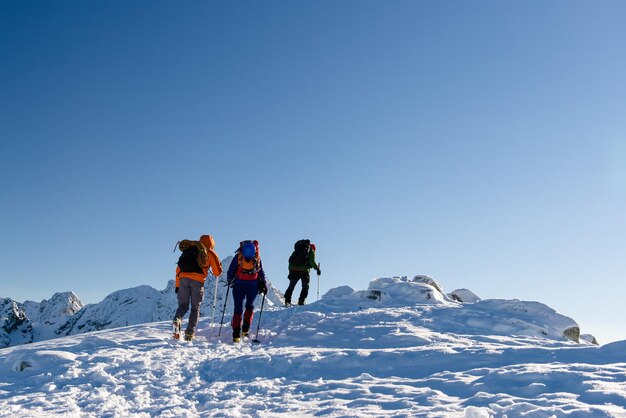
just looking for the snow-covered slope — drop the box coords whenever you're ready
[1,256,285,348]
[65,255,284,332]
[322,276,581,343]
[1,276,624,417]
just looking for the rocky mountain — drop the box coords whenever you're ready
[1,256,285,348]
[1,268,592,349]
[23,291,83,341]
[0,298,32,347]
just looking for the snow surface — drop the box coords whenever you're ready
[1,256,285,349]
[1,277,625,417]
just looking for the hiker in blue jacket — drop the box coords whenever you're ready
[227,240,268,342]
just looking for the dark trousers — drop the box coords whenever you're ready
[231,279,258,332]
[284,270,310,304]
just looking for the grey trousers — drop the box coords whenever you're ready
[174,277,205,332]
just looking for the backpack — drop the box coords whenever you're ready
[175,240,208,274]
[236,240,260,280]
[289,239,310,267]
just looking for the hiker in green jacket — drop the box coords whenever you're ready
[284,240,320,306]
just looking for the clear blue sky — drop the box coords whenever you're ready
[1,1,625,343]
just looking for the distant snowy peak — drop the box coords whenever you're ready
[20,291,84,342]
[24,291,83,323]
[0,298,32,347]
[63,285,163,336]
[30,256,285,342]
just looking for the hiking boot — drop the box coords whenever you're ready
[173,318,182,340]
[297,300,305,306]
[233,337,241,343]
[232,327,241,340]
[242,322,250,337]
[285,300,292,307]
[184,330,195,341]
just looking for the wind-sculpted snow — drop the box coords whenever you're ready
[0,304,624,416]
[1,276,623,417]
[320,276,580,342]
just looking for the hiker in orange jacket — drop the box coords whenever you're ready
[173,234,222,340]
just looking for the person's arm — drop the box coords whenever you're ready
[227,256,238,283]
[208,249,223,277]
[175,266,181,292]
[257,260,266,282]
[307,250,318,270]
[257,260,268,294]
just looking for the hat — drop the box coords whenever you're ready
[199,235,215,249]
[241,242,256,259]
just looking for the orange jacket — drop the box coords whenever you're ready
[175,235,223,287]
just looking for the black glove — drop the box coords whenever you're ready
[226,278,234,288]
[175,287,179,294]
[258,282,268,295]
[316,268,321,276]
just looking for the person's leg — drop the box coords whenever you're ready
[284,271,300,304]
[186,279,205,335]
[231,281,245,339]
[242,280,258,335]
[174,278,191,321]
[298,272,311,305]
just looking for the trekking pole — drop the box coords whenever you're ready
[218,282,231,337]
[211,275,219,326]
[317,263,321,301]
[252,293,266,344]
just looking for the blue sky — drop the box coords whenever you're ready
[1,1,625,343]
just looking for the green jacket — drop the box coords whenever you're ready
[289,250,318,272]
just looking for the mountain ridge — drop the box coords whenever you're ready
[1,265,594,349]
[1,256,285,348]
[1,275,620,417]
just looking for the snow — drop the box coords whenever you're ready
[1,276,625,417]
[1,257,285,349]
[448,288,481,304]
[23,292,83,342]
[0,298,31,347]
